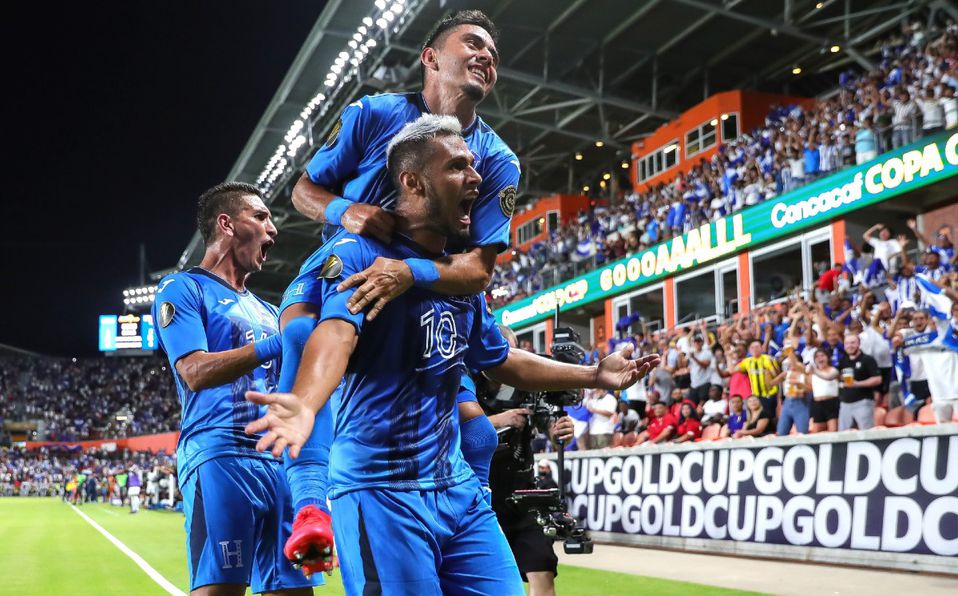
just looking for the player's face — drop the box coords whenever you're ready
[435,25,499,102]
[229,196,277,273]
[422,135,482,241]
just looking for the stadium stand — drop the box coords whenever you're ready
[0,354,179,442]
[490,22,958,309]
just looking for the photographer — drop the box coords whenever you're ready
[463,324,642,596]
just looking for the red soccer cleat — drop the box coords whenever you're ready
[285,505,336,577]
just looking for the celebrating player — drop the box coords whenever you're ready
[153,182,319,596]
[246,115,658,595]
[275,9,517,573]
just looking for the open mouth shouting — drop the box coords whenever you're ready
[258,239,275,264]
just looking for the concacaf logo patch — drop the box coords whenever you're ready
[318,254,344,279]
[499,185,517,217]
[159,302,176,328]
[324,118,343,148]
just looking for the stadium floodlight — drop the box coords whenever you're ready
[331,64,343,74]
[390,2,403,13]
[830,45,840,53]
[348,39,359,49]
[358,25,368,35]
[582,185,590,192]
[792,66,802,75]
[720,113,729,121]
[595,141,604,148]
[366,38,377,48]
[575,152,583,161]
[338,51,350,60]
[376,17,388,29]
[602,173,611,181]
[621,161,629,169]
[353,32,363,43]
[363,16,374,26]
[383,10,395,22]
[375,0,387,10]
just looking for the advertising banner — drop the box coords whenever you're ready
[548,427,958,571]
[498,131,958,328]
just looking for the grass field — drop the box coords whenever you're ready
[0,498,757,595]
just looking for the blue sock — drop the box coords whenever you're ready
[279,316,332,516]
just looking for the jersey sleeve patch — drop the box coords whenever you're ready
[498,185,516,217]
[159,301,175,328]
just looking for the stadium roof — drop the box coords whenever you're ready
[172,0,950,301]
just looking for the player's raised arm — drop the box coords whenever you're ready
[291,98,394,242]
[245,318,357,458]
[486,345,660,393]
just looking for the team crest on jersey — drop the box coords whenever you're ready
[318,255,344,279]
[498,185,516,217]
[159,302,175,328]
[324,118,343,148]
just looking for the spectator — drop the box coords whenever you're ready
[673,402,702,443]
[687,335,714,404]
[535,459,558,490]
[808,348,841,433]
[774,350,811,435]
[892,90,919,148]
[863,223,903,272]
[735,395,772,438]
[837,333,882,430]
[855,115,878,164]
[585,389,618,449]
[917,87,945,135]
[942,84,957,129]
[636,401,676,444]
[614,400,640,434]
[720,395,747,438]
[736,340,780,418]
[700,386,728,427]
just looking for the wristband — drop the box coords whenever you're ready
[254,333,283,363]
[324,197,353,226]
[406,258,440,288]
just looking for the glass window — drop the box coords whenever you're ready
[722,269,738,317]
[547,211,559,235]
[809,239,832,282]
[753,244,803,305]
[701,121,717,150]
[628,287,665,327]
[639,159,646,181]
[665,147,677,169]
[686,129,700,157]
[676,271,716,322]
[722,114,738,142]
[655,151,663,173]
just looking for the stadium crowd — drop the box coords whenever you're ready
[0,355,179,441]
[0,446,177,509]
[558,215,956,451]
[490,19,958,309]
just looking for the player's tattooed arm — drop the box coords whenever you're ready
[291,174,394,242]
[484,344,661,393]
[337,244,497,320]
[175,345,265,392]
[245,319,357,458]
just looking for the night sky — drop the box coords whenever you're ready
[4,2,325,356]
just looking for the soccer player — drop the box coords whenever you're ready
[153,182,318,596]
[247,116,657,595]
[276,9,517,570]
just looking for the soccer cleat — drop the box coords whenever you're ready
[285,505,335,576]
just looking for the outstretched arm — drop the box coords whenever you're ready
[245,319,357,457]
[484,344,660,392]
[291,174,395,243]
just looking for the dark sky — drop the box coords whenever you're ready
[4,2,325,356]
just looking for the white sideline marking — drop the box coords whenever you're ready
[70,505,186,596]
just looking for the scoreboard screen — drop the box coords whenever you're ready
[99,314,157,352]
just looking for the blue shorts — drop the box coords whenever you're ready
[180,456,322,592]
[331,476,523,596]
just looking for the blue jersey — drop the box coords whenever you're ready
[305,92,519,251]
[309,233,509,498]
[152,268,280,482]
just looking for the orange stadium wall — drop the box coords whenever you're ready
[26,431,178,454]
[500,194,594,263]
[920,200,958,236]
[631,90,814,193]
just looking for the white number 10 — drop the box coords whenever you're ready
[420,310,457,359]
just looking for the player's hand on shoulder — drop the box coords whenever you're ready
[340,203,394,243]
[244,391,315,458]
[337,256,413,321]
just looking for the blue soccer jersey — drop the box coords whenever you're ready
[305,92,519,251]
[152,268,281,482]
[307,233,509,498]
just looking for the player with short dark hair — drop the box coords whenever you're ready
[246,115,656,595]
[276,9,517,573]
[153,182,318,596]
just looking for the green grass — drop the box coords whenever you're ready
[0,498,757,595]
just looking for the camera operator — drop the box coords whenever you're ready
[462,326,576,596]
